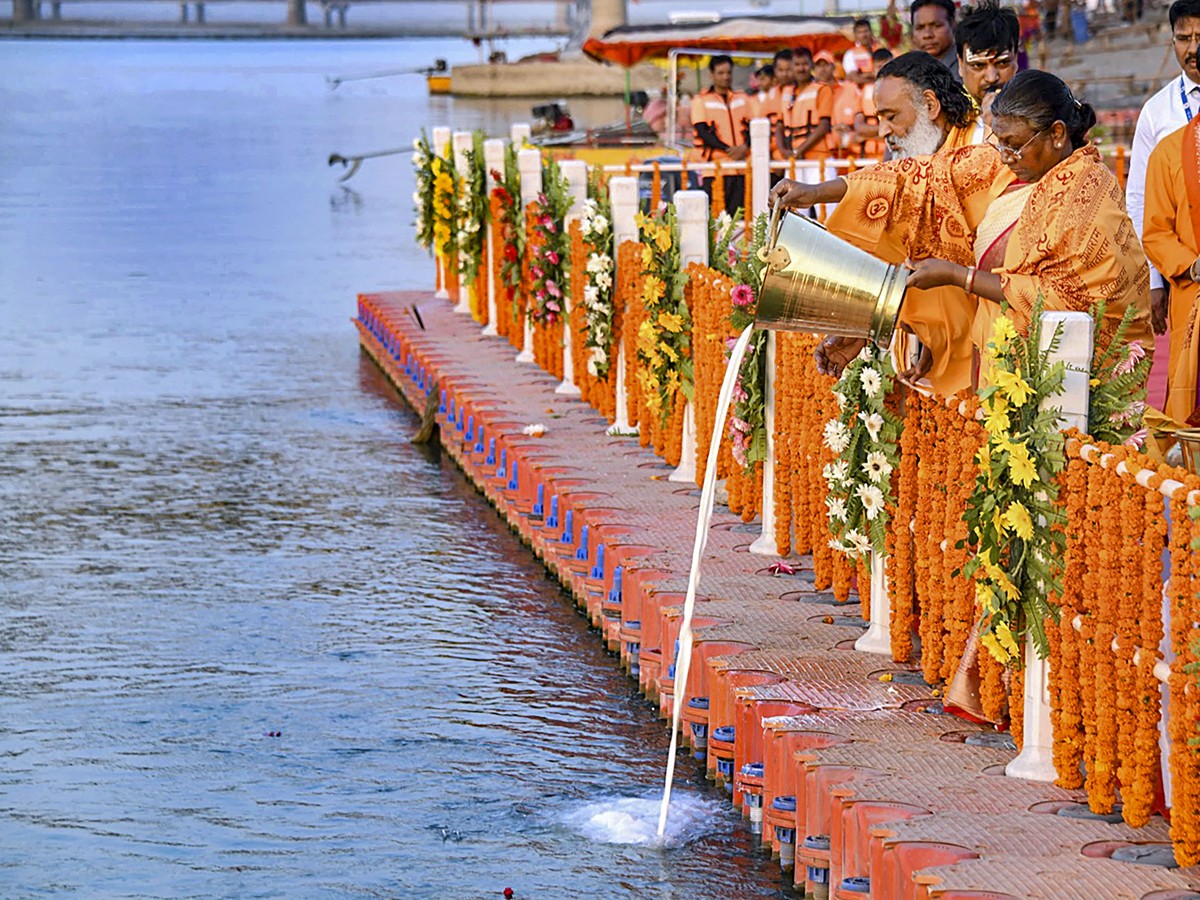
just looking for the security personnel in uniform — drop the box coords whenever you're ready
[691,54,751,215]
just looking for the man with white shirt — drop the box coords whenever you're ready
[1127,0,1200,378]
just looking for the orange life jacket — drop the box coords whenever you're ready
[781,80,835,159]
[690,87,751,162]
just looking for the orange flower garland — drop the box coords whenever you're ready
[1050,454,1087,789]
[887,390,920,663]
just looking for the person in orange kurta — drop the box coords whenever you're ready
[1143,116,1200,425]
[772,70,1153,395]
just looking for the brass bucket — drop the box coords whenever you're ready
[753,204,907,348]
[1174,428,1200,476]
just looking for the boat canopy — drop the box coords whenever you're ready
[581,14,855,69]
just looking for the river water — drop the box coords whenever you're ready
[0,41,789,898]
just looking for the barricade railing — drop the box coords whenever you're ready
[408,118,1195,862]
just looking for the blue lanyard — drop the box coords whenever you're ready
[1182,76,1195,122]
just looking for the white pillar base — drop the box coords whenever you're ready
[749,332,779,557]
[516,318,535,364]
[854,551,892,655]
[555,379,582,397]
[668,400,698,483]
[453,271,472,314]
[1005,635,1056,781]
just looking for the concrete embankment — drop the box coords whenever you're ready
[355,289,1200,898]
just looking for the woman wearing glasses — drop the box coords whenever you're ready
[771,69,1154,386]
[906,69,1153,362]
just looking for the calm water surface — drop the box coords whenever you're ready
[0,42,788,898]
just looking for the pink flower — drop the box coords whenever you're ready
[1115,340,1146,376]
[535,289,547,302]
[545,250,560,265]
[731,441,748,468]
[545,221,557,234]
[531,266,544,279]
[546,280,561,298]
[724,336,739,351]
[730,416,752,434]
[732,382,748,402]
[731,284,755,308]
[1124,426,1148,449]
[546,300,561,312]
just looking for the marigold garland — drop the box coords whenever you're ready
[887,391,921,663]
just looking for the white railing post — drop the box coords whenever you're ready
[749,331,780,554]
[555,159,588,397]
[481,137,506,337]
[431,126,452,300]
[607,175,640,436]
[750,117,771,219]
[669,190,709,483]
[855,551,892,654]
[1007,310,1092,782]
[515,147,543,365]
[451,131,474,314]
[510,122,532,146]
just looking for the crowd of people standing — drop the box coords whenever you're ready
[686,0,1200,436]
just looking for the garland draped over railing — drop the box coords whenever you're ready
[412,134,1200,863]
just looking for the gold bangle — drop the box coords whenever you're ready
[964,266,977,295]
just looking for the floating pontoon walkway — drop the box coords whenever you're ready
[356,291,1200,900]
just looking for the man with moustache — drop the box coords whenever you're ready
[769,53,983,394]
[1126,0,1200,410]
[912,0,962,81]
[955,0,1021,144]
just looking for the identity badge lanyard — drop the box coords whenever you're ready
[1182,76,1195,122]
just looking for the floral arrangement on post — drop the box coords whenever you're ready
[430,150,458,262]
[455,131,489,285]
[412,131,436,252]
[635,206,691,424]
[708,210,739,279]
[580,170,616,378]
[960,303,1068,666]
[725,213,769,470]
[527,157,572,326]
[490,146,523,324]
[1087,300,1151,447]
[823,345,903,558]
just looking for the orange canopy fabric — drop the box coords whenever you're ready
[582,15,855,69]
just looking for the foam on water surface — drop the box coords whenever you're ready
[563,793,723,848]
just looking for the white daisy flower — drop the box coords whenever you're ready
[855,483,886,520]
[859,367,882,397]
[828,460,850,484]
[825,496,848,521]
[594,271,613,291]
[859,411,885,443]
[844,529,871,557]
[862,451,893,483]
[857,345,875,362]
[823,419,851,454]
[833,391,847,411]
[592,215,609,233]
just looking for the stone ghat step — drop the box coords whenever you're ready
[355,291,1200,899]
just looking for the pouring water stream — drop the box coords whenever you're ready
[656,323,758,840]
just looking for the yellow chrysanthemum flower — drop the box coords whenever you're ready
[657,312,683,333]
[992,368,1034,407]
[1006,440,1038,487]
[983,396,1011,436]
[990,315,1018,351]
[1001,502,1034,540]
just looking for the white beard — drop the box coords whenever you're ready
[887,109,944,159]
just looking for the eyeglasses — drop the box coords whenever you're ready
[986,127,1047,161]
[1173,32,1200,47]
